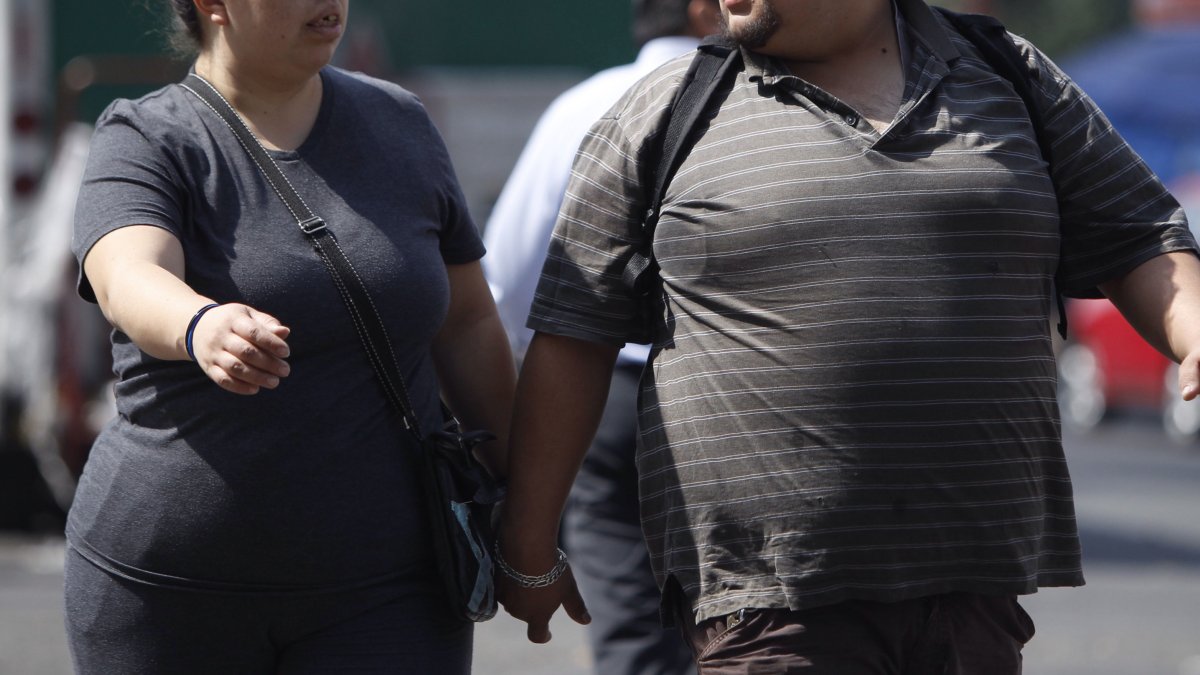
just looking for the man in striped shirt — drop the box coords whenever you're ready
[495,0,1200,671]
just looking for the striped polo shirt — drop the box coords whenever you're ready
[528,0,1195,623]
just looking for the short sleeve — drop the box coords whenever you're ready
[435,165,485,266]
[72,105,187,302]
[1018,37,1197,296]
[418,107,484,266]
[525,112,651,346]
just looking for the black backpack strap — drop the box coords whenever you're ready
[622,39,742,301]
[934,8,1069,339]
[935,9,1051,160]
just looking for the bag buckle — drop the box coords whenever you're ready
[299,216,326,234]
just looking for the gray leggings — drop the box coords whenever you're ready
[64,546,472,674]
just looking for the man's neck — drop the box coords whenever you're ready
[780,4,905,132]
[778,2,899,84]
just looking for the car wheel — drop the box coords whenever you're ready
[1162,363,1200,443]
[1058,342,1106,432]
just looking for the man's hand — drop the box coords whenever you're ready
[495,332,615,641]
[496,553,591,643]
[1178,351,1200,401]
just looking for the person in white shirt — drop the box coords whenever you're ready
[484,1,719,672]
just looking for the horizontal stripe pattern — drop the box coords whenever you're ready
[529,5,1193,623]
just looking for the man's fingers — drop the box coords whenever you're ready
[526,621,552,644]
[1179,357,1200,400]
[560,573,591,626]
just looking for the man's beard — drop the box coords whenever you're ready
[720,0,782,49]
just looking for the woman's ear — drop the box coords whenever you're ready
[193,0,230,28]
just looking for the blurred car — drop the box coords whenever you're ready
[1057,298,1200,441]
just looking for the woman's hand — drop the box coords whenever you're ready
[83,225,294,395]
[189,303,291,395]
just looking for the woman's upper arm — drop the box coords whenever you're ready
[82,225,185,308]
[73,105,189,302]
[437,261,496,337]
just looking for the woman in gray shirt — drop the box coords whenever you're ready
[65,1,515,672]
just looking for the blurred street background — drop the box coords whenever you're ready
[2,0,1199,673]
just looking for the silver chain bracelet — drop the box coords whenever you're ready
[494,542,569,588]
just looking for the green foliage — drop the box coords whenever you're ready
[998,0,1133,57]
[350,0,635,70]
[936,0,1134,58]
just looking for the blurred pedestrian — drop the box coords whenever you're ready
[64,0,514,672]
[484,1,718,673]
[494,0,1200,673]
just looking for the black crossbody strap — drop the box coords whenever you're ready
[181,73,423,436]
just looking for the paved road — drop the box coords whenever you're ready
[1021,418,1200,675]
[0,536,590,675]
[2,418,1198,674]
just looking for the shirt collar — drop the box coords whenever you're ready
[894,0,912,74]
[895,0,959,64]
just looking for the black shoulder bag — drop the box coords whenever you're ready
[181,73,504,623]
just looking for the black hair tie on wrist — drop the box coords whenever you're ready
[185,303,221,363]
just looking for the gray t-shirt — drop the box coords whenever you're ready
[69,67,484,591]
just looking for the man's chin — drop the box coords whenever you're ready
[720,6,781,49]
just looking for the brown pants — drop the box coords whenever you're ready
[675,593,1035,675]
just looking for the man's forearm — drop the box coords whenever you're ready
[499,332,620,572]
[1101,250,1200,362]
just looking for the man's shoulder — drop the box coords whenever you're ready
[604,51,698,121]
[546,51,697,124]
[524,51,699,156]
[929,9,1064,91]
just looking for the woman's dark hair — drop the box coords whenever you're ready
[166,0,203,56]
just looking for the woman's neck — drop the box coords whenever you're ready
[194,53,324,152]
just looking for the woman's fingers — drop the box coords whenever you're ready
[203,361,265,396]
[215,338,285,385]
[240,307,291,358]
[191,304,291,394]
